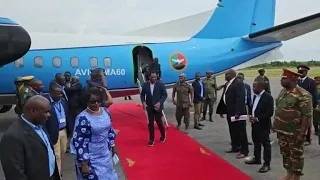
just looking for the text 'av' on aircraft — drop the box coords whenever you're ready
[0,0,320,113]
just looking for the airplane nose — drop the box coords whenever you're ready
[0,18,31,66]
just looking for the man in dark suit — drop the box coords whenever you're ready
[44,84,70,175]
[49,73,68,101]
[237,73,252,108]
[140,72,168,146]
[297,64,317,145]
[245,80,274,173]
[0,95,60,180]
[221,69,249,158]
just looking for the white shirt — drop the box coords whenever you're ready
[150,83,155,96]
[200,80,204,98]
[252,90,265,117]
[223,77,236,103]
[300,76,307,83]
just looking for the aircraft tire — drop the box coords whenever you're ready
[0,105,12,113]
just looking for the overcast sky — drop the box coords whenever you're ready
[1,0,320,60]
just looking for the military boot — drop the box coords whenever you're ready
[209,116,213,122]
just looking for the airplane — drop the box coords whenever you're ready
[1,0,320,113]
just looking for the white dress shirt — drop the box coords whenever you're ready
[300,76,307,84]
[150,83,155,96]
[252,90,265,117]
[223,77,236,103]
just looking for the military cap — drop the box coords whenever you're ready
[179,73,186,77]
[282,68,301,79]
[206,70,214,74]
[258,68,265,72]
[15,75,34,82]
[314,76,320,80]
[297,64,310,71]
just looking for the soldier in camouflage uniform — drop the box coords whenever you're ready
[202,71,217,122]
[17,79,44,114]
[172,73,193,130]
[254,68,271,94]
[14,76,34,114]
[273,69,312,180]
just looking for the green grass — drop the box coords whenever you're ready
[216,66,320,78]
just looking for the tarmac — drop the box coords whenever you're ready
[0,77,319,180]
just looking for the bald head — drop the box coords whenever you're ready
[23,95,51,125]
[225,69,237,81]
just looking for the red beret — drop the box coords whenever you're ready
[282,68,301,79]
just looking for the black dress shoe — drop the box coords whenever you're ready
[225,149,239,153]
[198,123,205,126]
[245,159,261,165]
[194,126,202,130]
[258,164,271,173]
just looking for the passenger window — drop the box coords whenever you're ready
[52,56,62,68]
[104,57,111,68]
[70,57,79,68]
[34,56,43,68]
[14,57,24,68]
[90,57,98,68]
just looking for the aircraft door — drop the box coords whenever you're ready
[132,46,153,83]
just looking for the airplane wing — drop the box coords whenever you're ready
[247,13,320,43]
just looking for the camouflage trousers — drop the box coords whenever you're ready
[277,133,304,175]
[176,106,190,128]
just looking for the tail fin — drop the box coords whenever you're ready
[193,0,276,39]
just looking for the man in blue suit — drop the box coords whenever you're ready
[44,84,70,176]
[140,72,168,146]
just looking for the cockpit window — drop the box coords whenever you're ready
[90,57,98,68]
[104,57,111,68]
[52,56,62,68]
[70,56,79,68]
[14,57,24,68]
[34,56,43,68]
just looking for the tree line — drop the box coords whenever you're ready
[247,60,320,69]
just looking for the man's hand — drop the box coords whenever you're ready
[81,162,90,175]
[296,133,305,144]
[111,146,117,157]
[235,114,240,119]
[142,102,147,110]
[173,99,177,105]
[154,102,161,111]
[249,116,258,123]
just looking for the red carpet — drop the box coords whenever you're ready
[110,103,251,180]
